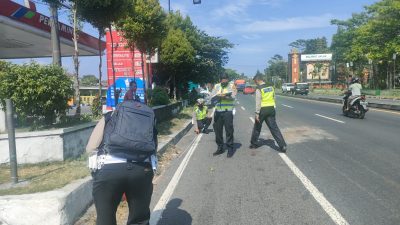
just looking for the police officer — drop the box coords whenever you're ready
[250,74,287,153]
[211,74,237,158]
[193,98,212,134]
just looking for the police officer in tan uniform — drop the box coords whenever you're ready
[250,74,287,153]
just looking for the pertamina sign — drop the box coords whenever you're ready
[301,54,332,62]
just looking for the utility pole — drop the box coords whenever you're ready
[6,99,18,184]
[49,2,62,66]
[393,53,397,89]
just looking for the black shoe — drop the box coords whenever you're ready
[202,128,209,134]
[249,143,261,149]
[279,146,287,153]
[213,148,225,156]
[227,150,234,158]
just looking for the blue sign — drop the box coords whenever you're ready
[106,78,145,107]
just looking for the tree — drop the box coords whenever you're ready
[81,75,99,86]
[41,0,65,66]
[76,0,131,103]
[331,0,400,89]
[224,68,240,80]
[69,0,83,116]
[265,54,288,82]
[0,61,73,127]
[162,12,233,86]
[118,0,166,103]
[161,28,195,99]
[289,37,330,54]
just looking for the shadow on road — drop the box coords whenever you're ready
[259,138,280,151]
[158,198,192,225]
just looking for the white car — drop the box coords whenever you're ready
[281,83,294,93]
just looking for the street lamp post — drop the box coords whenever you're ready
[393,53,397,89]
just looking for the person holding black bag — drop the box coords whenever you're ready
[86,94,157,225]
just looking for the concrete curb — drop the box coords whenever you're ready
[0,177,92,225]
[0,120,193,225]
[158,120,193,155]
[278,93,400,112]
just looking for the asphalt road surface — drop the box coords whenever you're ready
[150,93,400,225]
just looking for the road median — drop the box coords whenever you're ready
[277,93,400,112]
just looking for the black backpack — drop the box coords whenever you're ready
[102,100,157,161]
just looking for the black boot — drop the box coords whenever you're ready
[213,146,225,156]
[249,143,261,149]
[279,146,287,153]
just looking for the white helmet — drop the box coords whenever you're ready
[197,98,205,104]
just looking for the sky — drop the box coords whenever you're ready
[9,0,378,77]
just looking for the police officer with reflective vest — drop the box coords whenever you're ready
[193,98,212,134]
[211,74,237,158]
[250,74,287,153]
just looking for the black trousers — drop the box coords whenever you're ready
[197,117,212,131]
[92,162,154,225]
[250,107,287,148]
[213,111,234,149]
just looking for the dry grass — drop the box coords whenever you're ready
[0,156,89,196]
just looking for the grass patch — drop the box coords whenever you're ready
[0,156,90,196]
[156,107,192,136]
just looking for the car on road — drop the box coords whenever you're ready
[236,83,246,92]
[292,83,309,95]
[243,85,256,95]
[282,83,294,93]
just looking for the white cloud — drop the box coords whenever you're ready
[212,0,252,21]
[238,14,335,33]
[202,25,232,37]
[242,34,262,40]
[258,0,287,7]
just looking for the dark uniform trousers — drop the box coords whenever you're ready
[93,162,154,225]
[197,117,212,131]
[250,106,286,148]
[213,111,234,150]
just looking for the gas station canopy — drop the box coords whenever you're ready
[0,0,105,59]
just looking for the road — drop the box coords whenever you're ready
[150,93,400,225]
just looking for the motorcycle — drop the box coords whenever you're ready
[342,92,369,119]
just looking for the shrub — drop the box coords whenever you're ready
[0,61,74,127]
[91,95,102,118]
[150,87,170,106]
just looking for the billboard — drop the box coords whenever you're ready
[306,62,330,80]
[105,30,148,107]
[301,54,332,62]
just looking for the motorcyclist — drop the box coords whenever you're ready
[345,77,362,110]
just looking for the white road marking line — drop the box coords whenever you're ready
[249,117,255,123]
[150,134,203,225]
[315,114,345,124]
[282,104,294,108]
[241,106,246,111]
[279,153,350,225]
[248,116,349,225]
[237,101,240,104]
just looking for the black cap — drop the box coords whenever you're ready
[220,73,229,80]
[253,74,264,81]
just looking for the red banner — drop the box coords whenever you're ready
[105,30,149,86]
